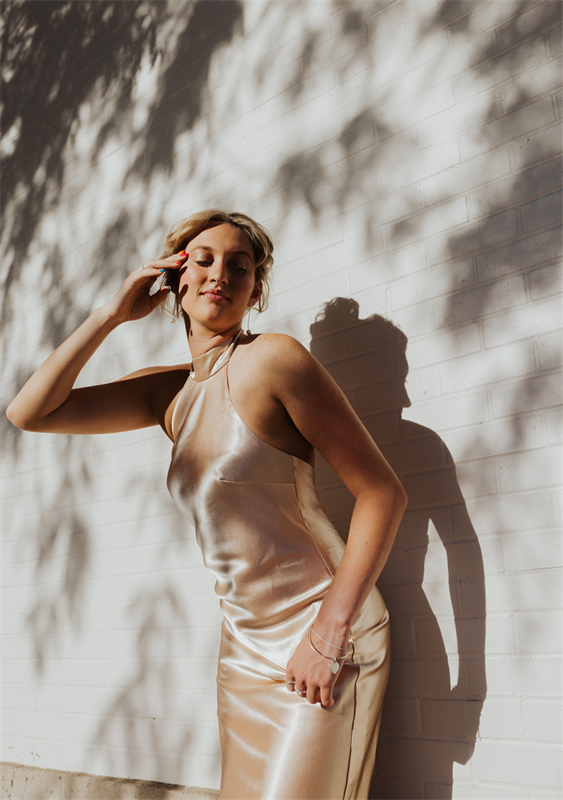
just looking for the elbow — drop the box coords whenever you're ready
[387,473,407,516]
[396,480,408,514]
[6,403,37,431]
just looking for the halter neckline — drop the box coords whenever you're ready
[190,330,242,382]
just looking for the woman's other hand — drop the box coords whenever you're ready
[285,626,347,708]
[102,252,187,324]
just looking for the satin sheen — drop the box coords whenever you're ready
[167,334,390,800]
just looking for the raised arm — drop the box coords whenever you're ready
[6,252,188,436]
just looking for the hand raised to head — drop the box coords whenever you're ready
[101,251,188,324]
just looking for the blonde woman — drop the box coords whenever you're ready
[7,210,407,800]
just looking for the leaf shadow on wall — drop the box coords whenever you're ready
[2,0,240,780]
[310,298,486,800]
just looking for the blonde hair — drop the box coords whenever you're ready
[160,209,274,318]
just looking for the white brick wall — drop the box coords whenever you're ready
[2,1,561,797]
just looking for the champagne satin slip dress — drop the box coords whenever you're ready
[167,333,390,800]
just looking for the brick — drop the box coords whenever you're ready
[469,159,562,219]
[14,711,56,740]
[546,407,562,443]
[370,774,424,800]
[312,231,385,281]
[504,528,562,572]
[380,138,460,194]
[422,147,512,207]
[392,82,457,143]
[375,732,472,781]
[373,26,450,89]
[417,88,507,150]
[483,614,517,654]
[421,698,488,739]
[475,569,561,613]
[470,740,561,788]
[522,189,563,232]
[484,296,561,348]
[477,227,561,281]
[380,696,418,733]
[450,781,528,799]
[505,55,563,112]
[524,700,562,743]
[438,274,528,327]
[512,122,562,170]
[513,611,561,654]
[346,188,421,243]
[499,446,561,492]
[377,546,408,585]
[463,96,555,159]
[390,258,475,311]
[440,339,536,394]
[431,210,519,265]
[466,489,557,533]
[496,2,562,53]
[548,20,563,54]
[476,697,526,739]
[476,655,561,697]
[457,36,549,105]
[530,263,563,302]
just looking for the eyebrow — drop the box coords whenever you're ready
[194,245,252,259]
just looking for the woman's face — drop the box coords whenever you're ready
[178,223,261,335]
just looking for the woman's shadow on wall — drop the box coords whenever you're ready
[310,298,487,800]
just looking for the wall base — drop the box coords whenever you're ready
[1,763,219,800]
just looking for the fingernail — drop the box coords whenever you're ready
[175,261,183,265]
[177,250,186,255]
[160,268,166,272]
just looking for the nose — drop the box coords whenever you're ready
[209,256,228,284]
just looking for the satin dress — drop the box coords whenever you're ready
[167,333,390,800]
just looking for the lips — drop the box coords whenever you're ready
[201,289,230,302]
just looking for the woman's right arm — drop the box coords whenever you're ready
[6,253,187,435]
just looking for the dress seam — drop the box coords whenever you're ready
[292,456,335,579]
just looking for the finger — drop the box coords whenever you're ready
[168,251,188,267]
[306,685,319,705]
[320,685,334,708]
[141,253,187,272]
[285,676,296,692]
[149,286,172,309]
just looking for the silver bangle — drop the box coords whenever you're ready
[310,626,349,652]
[307,626,353,674]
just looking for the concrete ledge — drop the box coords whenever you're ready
[1,763,219,800]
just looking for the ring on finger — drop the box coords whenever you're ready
[295,688,306,697]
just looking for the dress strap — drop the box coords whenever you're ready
[190,329,242,382]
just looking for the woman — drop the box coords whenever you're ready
[7,210,407,800]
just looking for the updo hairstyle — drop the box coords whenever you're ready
[160,210,274,318]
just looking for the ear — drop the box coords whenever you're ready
[249,280,262,307]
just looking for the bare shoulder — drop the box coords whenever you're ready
[242,333,315,375]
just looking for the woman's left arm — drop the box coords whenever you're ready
[269,335,408,707]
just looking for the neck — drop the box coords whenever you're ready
[187,321,243,358]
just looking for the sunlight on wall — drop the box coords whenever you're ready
[422,520,459,692]
[2,0,561,796]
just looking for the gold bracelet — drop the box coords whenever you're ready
[307,626,353,674]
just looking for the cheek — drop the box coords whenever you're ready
[178,265,199,290]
